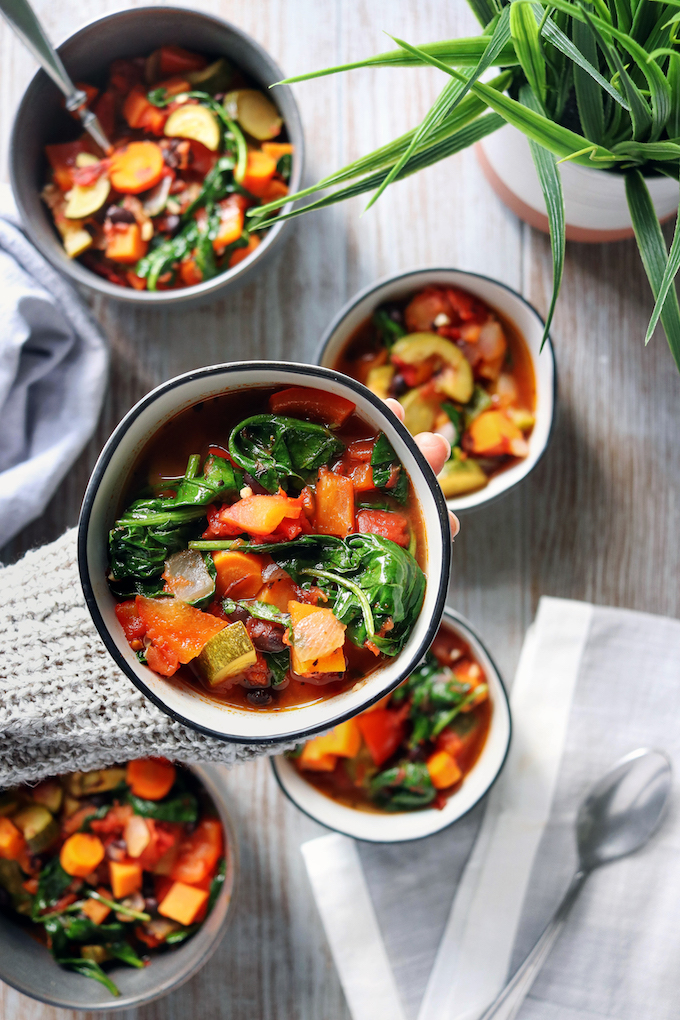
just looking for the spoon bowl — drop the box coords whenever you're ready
[576,748,672,871]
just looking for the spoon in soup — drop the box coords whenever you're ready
[478,747,672,1020]
[0,0,112,152]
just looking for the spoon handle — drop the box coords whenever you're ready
[477,870,588,1020]
[0,0,112,152]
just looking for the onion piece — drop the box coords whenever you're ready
[163,549,215,604]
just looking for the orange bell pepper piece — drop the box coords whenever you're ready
[135,596,227,663]
[213,195,245,254]
[240,149,277,197]
[126,758,176,800]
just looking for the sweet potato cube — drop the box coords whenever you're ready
[81,890,112,925]
[109,860,143,899]
[426,750,462,790]
[309,720,362,759]
[0,818,26,861]
[315,468,354,537]
[105,223,148,265]
[298,745,338,772]
[158,881,209,926]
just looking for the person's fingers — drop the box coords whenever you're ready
[449,512,460,539]
[384,397,405,423]
[415,432,451,478]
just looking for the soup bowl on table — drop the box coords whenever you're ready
[271,608,511,842]
[0,762,237,1011]
[317,268,556,513]
[10,6,304,305]
[79,363,451,746]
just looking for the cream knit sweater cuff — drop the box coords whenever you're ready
[0,529,287,787]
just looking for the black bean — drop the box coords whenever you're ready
[390,374,409,398]
[228,606,250,625]
[248,619,286,653]
[106,206,136,224]
[247,689,273,707]
[243,472,269,495]
[144,897,158,914]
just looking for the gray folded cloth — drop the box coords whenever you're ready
[0,528,288,787]
[302,597,680,1020]
[0,184,107,547]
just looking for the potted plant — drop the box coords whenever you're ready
[252,0,680,371]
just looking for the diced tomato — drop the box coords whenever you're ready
[158,46,207,77]
[356,509,410,548]
[346,439,374,462]
[115,600,146,648]
[136,821,182,871]
[268,387,355,428]
[92,89,118,139]
[109,58,144,96]
[123,85,167,135]
[145,640,180,677]
[446,286,487,323]
[45,140,93,192]
[170,817,223,885]
[357,707,408,767]
[189,139,219,178]
[90,803,133,836]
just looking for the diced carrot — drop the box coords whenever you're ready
[229,234,261,267]
[109,859,143,899]
[315,467,354,537]
[81,889,111,925]
[109,140,164,194]
[213,550,264,599]
[179,258,203,286]
[426,750,463,790]
[357,708,407,767]
[356,509,410,548]
[136,596,227,663]
[303,720,361,760]
[240,149,276,197]
[268,387,356,428]
[170,818,223,885]
[261,142,293,160]
[0,818,26,861]
[126,758,176,801]
[213,196,245,254]
[288,601,346,676]
[45,140,93,192]
[298,745,338,771]
[105,223,148,264]
[60,833,105,878]
[218,493,302,537]
[261,178,289,204]
[158,881,209,926]
[115,600,146,647]
[158,46,207,77]
[466,410,524,457]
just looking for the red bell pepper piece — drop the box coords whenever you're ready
[357,707,408,767]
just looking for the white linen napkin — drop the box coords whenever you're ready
[0,183,108,547]
[302,597,680,1020]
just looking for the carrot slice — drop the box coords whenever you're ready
[213,550,264,599]
[60,833,105,878]
[268,387,356,428]
[109,141,164,194]
[126,758,176,801]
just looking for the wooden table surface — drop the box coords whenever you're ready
[2,1,680,1017]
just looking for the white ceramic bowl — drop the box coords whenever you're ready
[78,362,451,745]
[317,268,557,513]
[271,608,511,842]
[0,764,238,1011]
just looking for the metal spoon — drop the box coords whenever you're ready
[0,0,112,152]
[479,748,672,1020]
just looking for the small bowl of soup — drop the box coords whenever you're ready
[78,363,451,746]
[317,268,556,511]
[271,608,511,841]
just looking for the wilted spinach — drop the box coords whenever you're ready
[108,454,241,598]
[126,789,198,823]
[32,857,72,919]
[264,649,291,687]
[393,652,485,747]
[61,916,125,944]
[228,414,345,495]
[372,305,406,349]
[369,761,436,810]
[370,433,408,504]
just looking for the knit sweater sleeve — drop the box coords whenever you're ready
[0,529,289,787]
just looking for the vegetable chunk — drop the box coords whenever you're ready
[158,881,209,926]
[136,596,226,663]
[288,601,346,675]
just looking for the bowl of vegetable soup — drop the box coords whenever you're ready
[272,608,511,842]
[0,761,238,1010]
[317,268,556,512]
[10,7,303,304]
[78,363,451,745]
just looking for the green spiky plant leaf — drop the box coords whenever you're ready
[260,0,680,370]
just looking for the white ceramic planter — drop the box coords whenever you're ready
[317,268,556,513]
[477,123,679,242]
[78,362,451,745]
[271,608,511,843]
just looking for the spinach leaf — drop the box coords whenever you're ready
[369,761,436,810]
[401,652,484,747]
[109,941,145,968]
[276,153,292,180]
[62,916,126,944]
[228,414,345,494]
[442,403,463,446]
[42,916,70,957]
[370,433,408,504]
[33,858,72,919]
[57,958,120,997]
[126,790,198,823]
[264,649,291,687]
[164,856,226,945]
[372,306,407,349]
[108,454,241,598]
